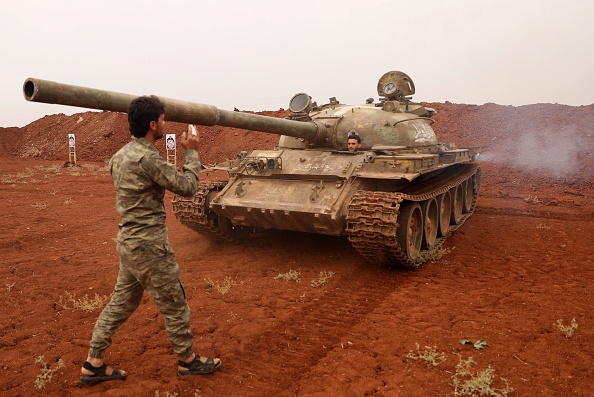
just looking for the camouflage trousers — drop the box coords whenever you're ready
[88,240,194,361]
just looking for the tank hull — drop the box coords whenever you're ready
[172,145,481,268]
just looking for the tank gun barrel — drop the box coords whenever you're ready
[23,78,321,141]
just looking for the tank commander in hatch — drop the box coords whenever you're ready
[347,130,361,152]
[79,95,221,385]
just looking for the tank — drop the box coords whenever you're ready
[23,71,480,268]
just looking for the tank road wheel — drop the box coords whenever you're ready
[397,202,423,262]
[217,215,252,241]
[463,178,474,213]
[420,198,438,249]
[450,184,464,225]
[437,191,451,237]
[204,189,252,242]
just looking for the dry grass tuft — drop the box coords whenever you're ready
[523,195,542,204]
[451,355,513,396]
[274,269,301,282]
[154,391,178,397]
[427,247,451,263]
[555,318,578,338]
[58,291,109,312]
[154,390,201,397]
[36,164,62,173]
[0,175,18,184]
[34,356,64,390]
[406,343,446,366]
[310,271,335,287]
[31,201,48,210]
[204,276,243,295]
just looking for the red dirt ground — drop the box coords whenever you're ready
[0,102,593,396]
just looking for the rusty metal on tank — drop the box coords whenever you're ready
[23,71,480,268]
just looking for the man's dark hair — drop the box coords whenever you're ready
[347,130,361,143]
[128,95,165,137]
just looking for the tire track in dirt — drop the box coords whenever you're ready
[222,263,407,395]
[475,206,591,221]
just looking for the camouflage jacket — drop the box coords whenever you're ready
[109,137,200,246]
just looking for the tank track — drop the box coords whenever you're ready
[346,164,481,269]
[171,181,240,242]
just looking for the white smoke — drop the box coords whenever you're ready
[477,124,591,180]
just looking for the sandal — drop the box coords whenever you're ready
[178,356,221,376]
[80,361,127,385]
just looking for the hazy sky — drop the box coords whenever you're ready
[2,0,593,127]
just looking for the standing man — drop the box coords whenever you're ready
[347,129,361,152]
[80,95,221,385]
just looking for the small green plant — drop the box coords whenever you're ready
[34,356,64,390]
[555,318,578,338]
[406,343,446,366]
[58,291,109,312]
[451,355,512,396]
[274,269,301,282]
[204,276,243,295]
[310,271,335,287]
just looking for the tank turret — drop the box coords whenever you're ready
[23,71,481,268]
[24,71,443,152]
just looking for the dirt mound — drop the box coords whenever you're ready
[0,109,288,166]
[2,103,592,187]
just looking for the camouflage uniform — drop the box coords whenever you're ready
[88,137,201,361]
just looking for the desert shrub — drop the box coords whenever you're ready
[406,343,446,366]
[451,355,513,397]
[34,356,64,390]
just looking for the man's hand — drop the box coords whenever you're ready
[179,125,200,151]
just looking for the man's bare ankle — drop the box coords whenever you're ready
[86,357,103,366]
[184,353,196,364]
